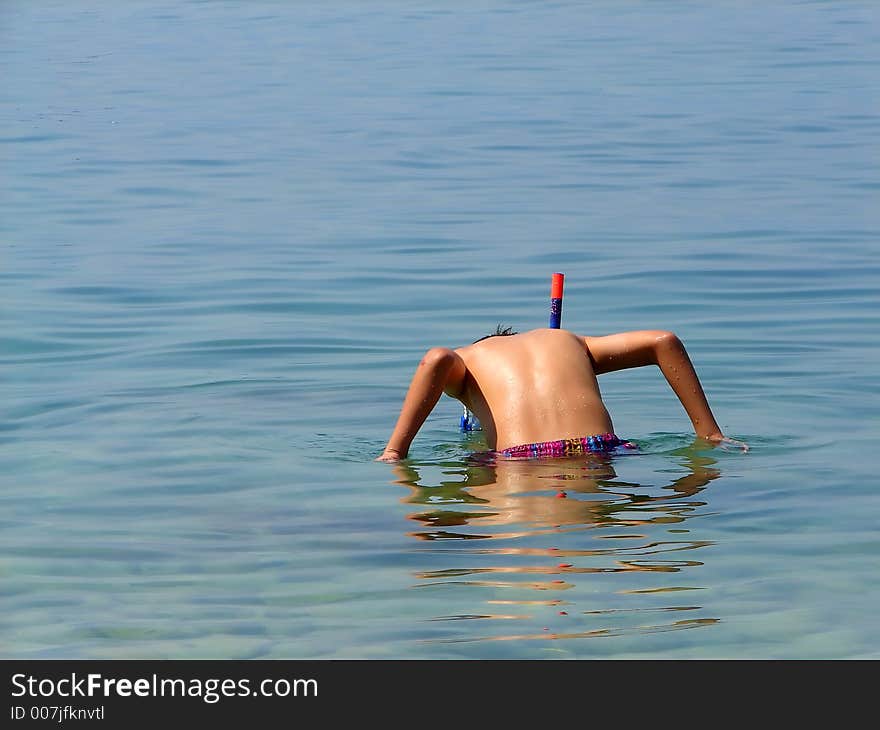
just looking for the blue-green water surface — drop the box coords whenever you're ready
[2,1,878,659]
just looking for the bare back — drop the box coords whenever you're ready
[452,328,614,451]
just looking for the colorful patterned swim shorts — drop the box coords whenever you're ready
[500,433,637,459]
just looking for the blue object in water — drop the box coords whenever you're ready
[460,405,481,432]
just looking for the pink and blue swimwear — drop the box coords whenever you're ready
[500,433,636,459]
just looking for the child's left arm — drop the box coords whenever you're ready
[377,347,466,461]
[583,330,748,451]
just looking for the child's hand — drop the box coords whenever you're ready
[375,448,403,462]
[707,433,749,453]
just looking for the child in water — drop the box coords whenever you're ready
[377,326,747,461]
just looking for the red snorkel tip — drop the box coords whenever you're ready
[550,272,564,299]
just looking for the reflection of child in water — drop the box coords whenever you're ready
[378,327,747,461]
[391,450,721,535]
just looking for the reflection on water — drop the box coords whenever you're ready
[389,444,723,644]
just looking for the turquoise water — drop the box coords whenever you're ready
[2,1,878,659]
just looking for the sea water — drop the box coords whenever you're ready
[2,0,878,659]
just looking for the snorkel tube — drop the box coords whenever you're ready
[549,272,564,328]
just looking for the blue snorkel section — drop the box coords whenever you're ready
[549,299,562,328]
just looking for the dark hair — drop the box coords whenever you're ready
[473,324,517,343]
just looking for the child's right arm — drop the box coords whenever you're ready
[582,330,747,451]
[376,347,467,461]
